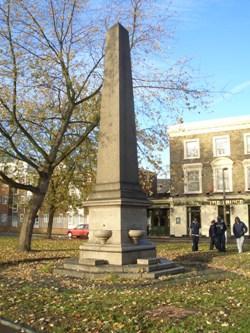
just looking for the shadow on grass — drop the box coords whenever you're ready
[173,248,238,271]
[31,248,79,252]
[0,255,71,267]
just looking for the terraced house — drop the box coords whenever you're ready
[168,115,250,237]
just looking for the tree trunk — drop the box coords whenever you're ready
[18,175,50,251]
[47,205,56,239]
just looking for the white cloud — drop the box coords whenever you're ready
[171,0,233,28]
[213,80,250,106]
[230,80,250,94]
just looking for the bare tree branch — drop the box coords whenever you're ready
[75,83,103,106]
[0,170,38,193]
[53,120,98,168]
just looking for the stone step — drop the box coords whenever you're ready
[145,266,185,279]
[79,258,108,266]
[55,266,185,280]
[137,257,161,265]
[63,258,180,274]
[64,261,123,273]
[144,260,176,272]
[62,261,160,274]
[54,267,114,280]
[117,260,175,273]
[55,257,185,280]
[64,260,148,274]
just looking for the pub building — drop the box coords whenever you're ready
[149,116,250,237]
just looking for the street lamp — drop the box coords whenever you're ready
[222,167,228,228]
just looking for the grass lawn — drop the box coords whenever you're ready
[0,236,250,333]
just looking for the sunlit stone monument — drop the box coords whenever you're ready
[56,23,184,278]
[79,23,156,265]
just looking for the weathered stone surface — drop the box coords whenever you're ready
[137,258,161,265]
[77,258,108,266]
[79,242,156,265]
[94,23,141,192]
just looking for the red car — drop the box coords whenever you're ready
[67,224,89,239]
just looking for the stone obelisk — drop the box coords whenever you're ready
[79,23,156,265]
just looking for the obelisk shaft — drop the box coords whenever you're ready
[95,23,140,193]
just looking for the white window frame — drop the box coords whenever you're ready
[183,139,200,159]
[242,159,250,191]
[183,163,202,194]
[0,213,8,224]
[244,133,250,155]
[213,135,230,157]
[0,196,8,204]
[211,157,233,192]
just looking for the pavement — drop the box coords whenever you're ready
[1,231,250,244]
[0,322,16,333]
[0,319,37,333]
[149,235,250,243]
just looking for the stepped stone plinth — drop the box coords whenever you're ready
[55,257,185,280]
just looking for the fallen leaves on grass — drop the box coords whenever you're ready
[145,305,195,320]
[0,238,250,332]
[0,237,81,265]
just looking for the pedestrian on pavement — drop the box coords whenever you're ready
[190,218,201,251]
[209,219,216,250]
[215,216,227,252]
[233,216,248,253]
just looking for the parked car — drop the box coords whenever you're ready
[67,224,89,239]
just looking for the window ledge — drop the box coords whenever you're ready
[213,191,233,194]
[184,157,200,160]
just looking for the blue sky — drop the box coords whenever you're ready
[168,0,250,124]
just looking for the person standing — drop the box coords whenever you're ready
[190,218,201,251]
[209,220,216,250]
[215,216,227,252]
[233,216,248,253]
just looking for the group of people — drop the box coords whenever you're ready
[209,216,227,252]
[190,216,248,253]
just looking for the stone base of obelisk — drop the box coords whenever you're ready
[79,241,156,265]
[77,195,156,265]
[54,202,185,279]
[55,257,185,280]
[54,195,186,279]
[55,228,185,280]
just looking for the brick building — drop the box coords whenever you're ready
[168,115,250,237]
[0,182,86,234]
[0,161,88,234]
